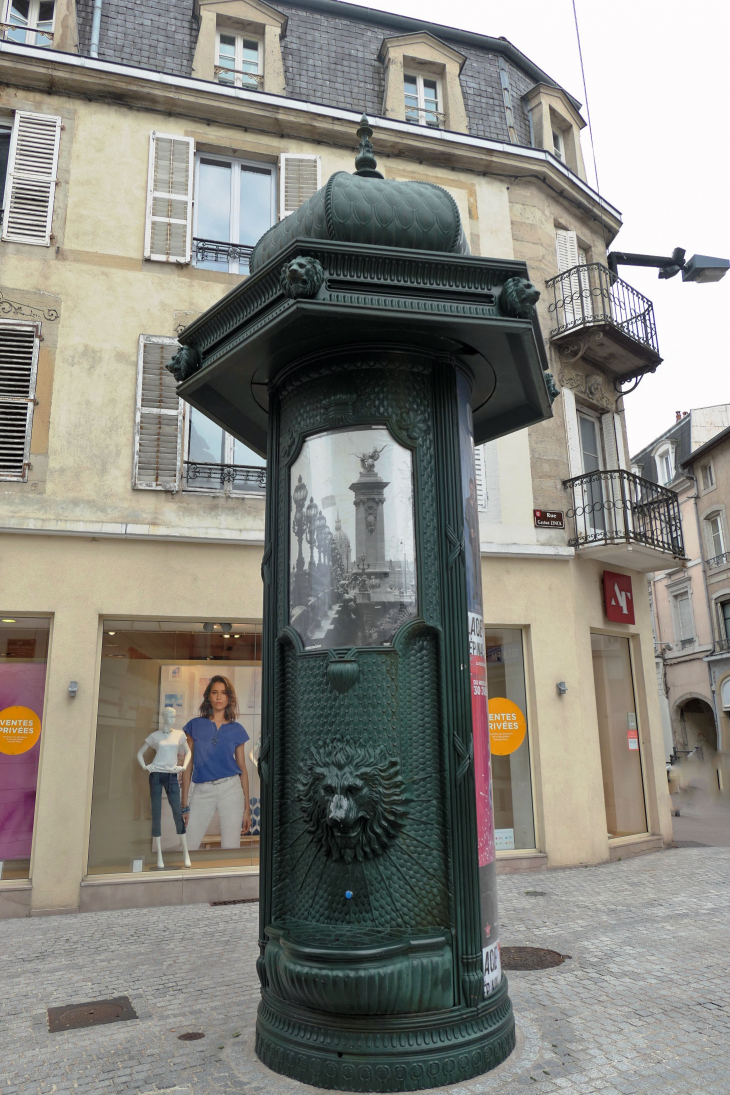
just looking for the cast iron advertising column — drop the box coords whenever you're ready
[173,120,553,1092]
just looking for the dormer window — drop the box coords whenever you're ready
[404,73,441,128]
[552,128,565,162]
[655,445,674,485]
[216,30,261,89]
[2,0,55,46]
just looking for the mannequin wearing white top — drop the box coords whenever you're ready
[137,706,192,869]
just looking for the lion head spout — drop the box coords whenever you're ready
[297,742,409,863]
[499,276,540,320]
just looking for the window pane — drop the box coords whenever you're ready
[217,35,236,84]
[88,622,262,875]
[722,602,730,639]
[486,629,535,850]
[423,81,439,127]
[0,127,11,211]
[241,39,259,86]
[37,0,54,40]
[239,166,272,255]
[0,618,51,881]
[591,633,647,837]
[7,0,30,43]
[711,517,723,558]
[188,407,225,465]
[195,159,231,270]
[231,437,266,493]
[404,75,419,122]
[579,414,601,471]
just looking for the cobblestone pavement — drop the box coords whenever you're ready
[1,847,729,1095]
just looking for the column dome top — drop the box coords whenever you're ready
[249,116,469,273]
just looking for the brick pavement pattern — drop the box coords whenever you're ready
[1,848,729,1095]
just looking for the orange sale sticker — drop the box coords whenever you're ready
[488,697,526,756]
[0,706,42,755]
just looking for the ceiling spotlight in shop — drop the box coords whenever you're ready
[203,622,233,633]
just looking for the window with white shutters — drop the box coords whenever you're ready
[0,319,39,481]
[144,133,194,263]
[1,111,61,246]
[555,228,592,323]
[673,590,694,642]
[133,336,183,490]
[279,154,320,219]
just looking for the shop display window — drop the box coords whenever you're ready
[485,628,535,851]
[88,621,261,875]
[0,616,50,880]
[289,426,417,650]
[591,633,647,837]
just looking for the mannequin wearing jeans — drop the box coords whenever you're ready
[137,706,192,869]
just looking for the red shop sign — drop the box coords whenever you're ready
[603,571,635,624]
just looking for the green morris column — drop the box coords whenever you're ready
[173,119,554,1092]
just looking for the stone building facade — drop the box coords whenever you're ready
[0,0,675,917]
[636,406,730,794]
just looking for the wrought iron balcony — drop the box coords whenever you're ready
[192,238,254,271]
[564,468,685,572]
[546,263,661,382]
[713,637,730,654]
[184,461,266,490]
[707,551,730,570]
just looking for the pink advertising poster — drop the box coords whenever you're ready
[0,663,47,860]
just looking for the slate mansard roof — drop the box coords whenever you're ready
[74,0,580,146]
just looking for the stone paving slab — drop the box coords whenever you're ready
[1,848,729,1095]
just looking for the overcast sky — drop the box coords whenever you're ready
[364,0,728,455]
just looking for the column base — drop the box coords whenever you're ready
[255,976,515,1092]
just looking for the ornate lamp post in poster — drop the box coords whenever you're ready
[170,117,554,1091]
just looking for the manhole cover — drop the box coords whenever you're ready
[178,1032,205,1041]
[48,996,137,1033]
[501,947,569,970]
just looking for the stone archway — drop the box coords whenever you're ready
[678,697,717,759]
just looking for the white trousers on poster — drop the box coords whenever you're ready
[186,776,245,851]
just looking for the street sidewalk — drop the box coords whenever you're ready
[1,847,729,1095]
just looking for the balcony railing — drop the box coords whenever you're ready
[184,461,266,489]
[714,637,730,653]
[192,238,254,270]
[564,468,685,557]
[707,551,730,570]
[546,263,660,359]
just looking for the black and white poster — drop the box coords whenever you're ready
[289,426,417,649]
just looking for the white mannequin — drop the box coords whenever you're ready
[137,706,192,869]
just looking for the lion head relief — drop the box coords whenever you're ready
[499,276,541,320]
[280,255,325,299]
[297,742,409,863]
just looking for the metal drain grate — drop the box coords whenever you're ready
[48,996,137,1033]
[501,947,569,971]
[178,1031,205,1041]
[210,898,257,906]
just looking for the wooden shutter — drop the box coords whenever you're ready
[675,592,693,641]
[0,320,39,481]
[601,412,619,471]
[555,229,579,273]
[133,337,183,490]
[1,112,61,246]
[279,154,320,218]
[144,133,194,263]
[562,387,582,478]
[474,443,488,510]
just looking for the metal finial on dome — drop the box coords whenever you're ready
[354,114,384,179]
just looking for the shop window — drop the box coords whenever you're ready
[0,616,50,880]
[485,628,535,851]
[215,30,261,88]
[404,73,441,128]
[193,153,275,274]
[591,633,647,838]
[2,0,55,46]
[88,620,262,876]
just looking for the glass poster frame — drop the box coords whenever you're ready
[289,425,417,649]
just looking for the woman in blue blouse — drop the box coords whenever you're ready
[181,675,251,851]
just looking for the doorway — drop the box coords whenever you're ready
[591,633,647,837]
